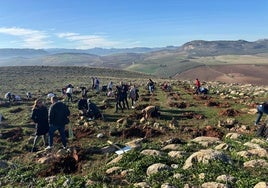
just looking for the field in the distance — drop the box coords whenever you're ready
[125,53,268,85]
[174,64,268,86]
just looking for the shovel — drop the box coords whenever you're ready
[107,140,131,155]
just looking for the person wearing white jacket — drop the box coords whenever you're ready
[66,85,73,102]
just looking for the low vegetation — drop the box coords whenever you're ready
[0,66,267,187]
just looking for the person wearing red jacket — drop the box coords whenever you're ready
[195,78,201,94]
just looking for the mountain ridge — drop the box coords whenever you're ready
[0,39,268,85]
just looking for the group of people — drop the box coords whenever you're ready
[195,78,208,94]
[114,82,139,113]
[28,77,268,152]
[31,96,70,152]
[4,92,22,102]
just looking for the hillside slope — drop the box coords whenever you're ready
[0,66,267,187]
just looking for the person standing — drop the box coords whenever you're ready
[31,99,49,152]
[120,81,130,110]
[195,78,201,94]
[129,85,137,109]
[91,77,95,90]
[107,81,113,91]
[80,86,88,97]
[255,102,268,125]
[115,85,124,113]
[66,84,73,102]
[46,96,70,150]
[94,77,100,93]
[147,79,155,94]
[255,102,268,141]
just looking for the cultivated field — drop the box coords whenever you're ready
[175,64,268,86]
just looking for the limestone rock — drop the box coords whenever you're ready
[146,163,172,176]
[183,149,232,169]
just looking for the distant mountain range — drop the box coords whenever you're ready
[0,39,268,79]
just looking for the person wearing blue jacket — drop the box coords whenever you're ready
[255,102,268,125]
[255,102,268,141]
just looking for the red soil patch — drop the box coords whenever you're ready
[168,101,187,108]
[219,108,240,117]
[193,95,211,100]
[183,126,224,139]
[205,100,219,107]
[73,126,95,139]
[0,127,23,142]
[9,107,23,113]
[182,112,205,120]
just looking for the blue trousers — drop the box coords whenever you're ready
[48,124,66,147]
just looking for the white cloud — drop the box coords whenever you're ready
[0,27,133,49]
[57,32,119,49]
[0,27,52,48]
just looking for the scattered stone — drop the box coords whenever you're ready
[243,159,268,168]
[254,182,268,188]
[216,174,237,184]
[133,182,151,188]
[161,183,177,188]
[183,149,232,169]
[105,166,122,175]
[225,133,242,139]
[191,136,221,147]
[162,144,182,151]
[141,149,162,156]
[146,163,172,176]
[201,182,228,188]
[243,142,261,149]
[107,155,123,165]
[168,151,186,158]
[215,143,230,150]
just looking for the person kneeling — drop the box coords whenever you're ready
[78,96,88,116]
[87,99,103,120]
[142,105,160,120]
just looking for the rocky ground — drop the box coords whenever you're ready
[0,67,267,187]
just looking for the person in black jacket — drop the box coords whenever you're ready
[31,99,49,152]
[87,99,102,119]
[78,95,88,116]
[115,85,124,113]
[46,96,70,150]
[120,81,130,110]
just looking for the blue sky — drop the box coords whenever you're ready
[0,0,267,49]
